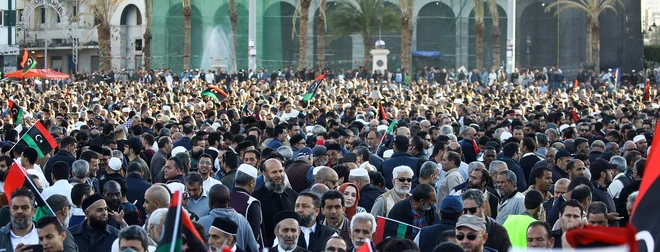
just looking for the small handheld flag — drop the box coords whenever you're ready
[201,85,229,102]
[303,73,327,102]
[8,100,23,125]
[4,162,55,221]
[156,190,206,252]
[16,121,58,158]
[375,121,397,155]
[374,216,420,244]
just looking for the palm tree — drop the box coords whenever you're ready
[545,0,623,71]
[143,0,153,70]
[182,0,192,70]
[317,0,327,68]
[398,0,413,72]
[229,0,238,72]
[326,0,399,67]
[487,0,500,70]
[293,0,312,71]
[83,0,122,71]
[474,0,485,70]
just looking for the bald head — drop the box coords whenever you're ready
[144,184,171,215]
[209,184,231,208]
[396,127,411,138]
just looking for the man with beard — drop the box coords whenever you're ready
[228,164,264,249]
[321,191,351,246]
[347,213,376,252]
[197,154,222,193]
[104,180,140,227]
[0,188,78,251]
[415,195,463,251]
[288,192,336,251]
[163,156,186,184]
[371,166,413,218]
[588,158,619,226]
[208,217,246,252]
[252,159,298,248]
[46,195,72,229]
[0,155,12,190]
[69,194,119,252]
[416,161,440,187]
[387,184,438,238]
[198,184,259,252]
[454,165,500,219]
[271,210,308,252]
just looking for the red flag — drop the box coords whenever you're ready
[574,79,578,88]
[472,139,481,155]
[356,240,374,252]
[571,110,580,123]
[20,49,28,68]
[644,80,650,102]
[378,102,388,122]
[631,119,660,252]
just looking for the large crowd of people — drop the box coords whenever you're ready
[0,65,658,252]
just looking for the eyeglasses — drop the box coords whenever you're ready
[397,177,413,183]
[463,207,478,214]
[325,248,346,252]
[456,233,478,241]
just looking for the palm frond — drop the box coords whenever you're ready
[487,0,499,26]
[81,0,122,24]
[545,0,590,17]
[474,0,484,23]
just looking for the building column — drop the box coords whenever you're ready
[506,0,516,72]
[249,0,257,71]
[456,17,469,69]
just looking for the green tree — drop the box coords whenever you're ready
[143,0,153,69]
[182,0,192,70]
[326,0,400,67]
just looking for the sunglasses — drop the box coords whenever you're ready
[463,207,478,214]
[397,177,413,183]
[456,233,478,241]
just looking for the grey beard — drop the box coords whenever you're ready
[299,213,315,227]
[11,216,30,229]
[278,236,300,251]
[421,203,432,211]
[265,176,286,194]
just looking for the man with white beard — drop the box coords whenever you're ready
[252,159,298,248]
[371,166,413,218]
[269,210,307,252]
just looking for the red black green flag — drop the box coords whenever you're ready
[202,85,229,102]
[631,119,660,252]
[303,73,327,102]
[374,216,419,244]
[8,100,23,125]
[3,162,55,221]
[17,121,57,158]
[20,49,37,73]
[378,102,388,122]
[156,190,206,252]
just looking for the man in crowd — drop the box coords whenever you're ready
[185,172,211,218]
[69,194,119,252]
[271,210,307,252]
[348,168,380,212]
[387,183,437,238]
[371,166,413,218]
[495,170,526,225]
[321,190,351,246]
[526,221,555,248]
[461,189,511,252]
[415,195,463,251]
[347,213,376,252]
[293,192,337,251]
[208,217,245,252]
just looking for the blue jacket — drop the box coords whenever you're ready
[417,219,458,252]
[459,139,478,164]
[357,184,382,212]
[126,173,151,222]
[69,221,119,252]
[43,150,76,184]
[497,157,527,190]
[381,152,422,189]
[173,136,192,151]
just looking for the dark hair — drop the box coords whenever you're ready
[186,172,204,186]
[60,136,77,149]
[320,190,345,209]
[168,156,184,171]
[119,225,149,251]
[410,136,424,152]
[530,167,551,186]
[586,201,608,217]
[80,150,99,162]
[522,137,536,152]
[503,142,519,157]
[36,215,65,234]
[142,134,155,145]
[52,161,70,181]
[332,165,350,182]
[524,190,544,210]
[115,179,129,197]
[635,158,647,179]
[560,199,585,216]
[528,221,552,238]
[22,147,38,165]
[10,188,35,208]
[368,170,385,188]
[127,162,143,174]
[568,176,593,192]
[412,183,435,202]
[536,133,548,147]
[394,136,409,152]
[298,192,321,209]
[571,185,592,203]
[436,229,457,244]
[445,151,461,167]
[433,242,464,252]
[382,238,419,251]
[157,137,171,149]
[208,132,222,147]
[71,183,92,207]
[199,153,213,161]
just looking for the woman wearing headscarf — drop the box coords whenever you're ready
[338,183,366,220]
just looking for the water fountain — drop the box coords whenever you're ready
[200,25,236,72]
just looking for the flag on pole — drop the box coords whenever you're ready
[201,85,228,102]
[8,100,23,125]
[3,162,55,221]
[378,102,388,122]
[17,121,57,158]
[356,239,375,252]
[375,121,397,155]
[614,68,620,85]
[571,110,581,123]
[303,73,327,102]
[156,190,206,252]
[20,49,37,73]
[374,216,419,244]
[644,80,651,102]
[631,119,660,252]
[20,49,28,68]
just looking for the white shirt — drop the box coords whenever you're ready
[273,223,338,248]
[10,223,39,250]
[203,176,223,193]
[42,180,74,206]
[608,173,627,199]
[26,166,50,189]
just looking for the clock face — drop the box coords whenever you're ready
[377,59,385,67]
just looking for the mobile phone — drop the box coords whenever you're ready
[29,244,44,252]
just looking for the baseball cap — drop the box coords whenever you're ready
[312,146,327,157]
[456,215,487,232]
[46,194,70,210]
[589,158,617,177]
[440,195,464,214]
[555,149,572,162]
[297,147,313,159]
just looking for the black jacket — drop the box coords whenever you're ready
[485,216,511,252]
[252,186,298,248]
[417,219,457,252]
[357,184,382,212]
[617,180,640,226]
[387,198,439,239]
[43,150,76,184]
[498,157,527,190]
[69,222,119,252]
[519,154,542,183]
[126,173,151,223]
[452,182,500,219]
[590,181,618,227]
[99,173,126,195]
[297,223,337,252]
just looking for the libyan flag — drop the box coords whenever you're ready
[17,121,57,158]
[20,49,37,73]
[8,100,23,125]
[631,118,660,252]
[3,162,54,221]
[373,216,419,244]
[156,190,206,252]
[201,85,228,102]
[302,73,327,103]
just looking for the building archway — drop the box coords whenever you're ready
[468,3,507,70]
[262,2,298,67]
[416,1,456,69]
[120,4,142,25]
[516,2,558,69]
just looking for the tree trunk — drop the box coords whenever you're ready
[230,0,238,72]
[97,17,112,71]
[586,16,592,65]
[475,21,484,70]
[363,36,372,68]
[316,0,326,69]
[143,27,152,70]
[297,0,311,71]
[592,21,600,71]
[183,6,192,70]
[491,25,500,71]
[400,14,412,73]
